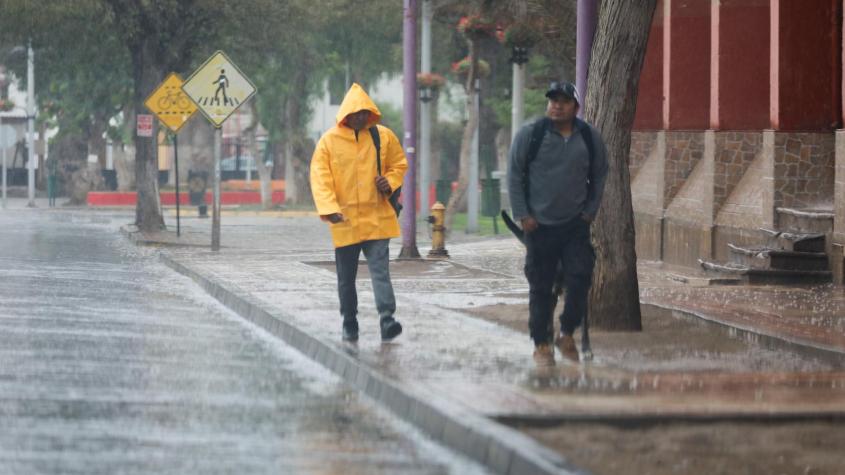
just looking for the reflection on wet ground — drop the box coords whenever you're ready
[0,210,485,474]
[100,211,845,474]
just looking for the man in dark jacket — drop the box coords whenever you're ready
[507,81,608,366]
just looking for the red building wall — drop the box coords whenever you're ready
[718,0,770,130]
[668,0,711,129]
[776,0,841,130]
[633,0,664,130]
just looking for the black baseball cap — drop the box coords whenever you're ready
[545,81,580,105]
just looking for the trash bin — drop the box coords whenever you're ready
[436,179,452,204]
[481,178,500,216]
[188,170,208,217]
[188,170,208,206]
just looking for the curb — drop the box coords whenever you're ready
[119,225,211,249]
[160,253,588,475]
[641,302,845,366]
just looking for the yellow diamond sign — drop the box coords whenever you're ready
[144,73,197,133]
[181,51,256,128]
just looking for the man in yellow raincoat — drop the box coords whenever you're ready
[310,84,408,342]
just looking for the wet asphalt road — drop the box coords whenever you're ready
[0,209,484,474]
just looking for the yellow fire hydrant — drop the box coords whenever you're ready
[427,201,449,258]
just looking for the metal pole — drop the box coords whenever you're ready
[26,41,35,207]
[212,127,221,250]
[467,79,480,233]
[174,134,181,237]
[1,117,6,209]
[576,0,599,116]
[511,63,525,140]
[1,118,5,210]
[419,0,432,217]
[399,0,420,258]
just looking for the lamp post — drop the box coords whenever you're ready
[26,41,35,207]
[419,0,433,220]
[399,0,420,258]
[510,46,529,140]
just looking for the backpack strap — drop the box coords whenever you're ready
[369,126,382,175]
[523,118,550,214]
[525,117,550,173]
[369,125,403,216]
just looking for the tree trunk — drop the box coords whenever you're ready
[283,138,297,205]
[583,0,657,331]
[245,102,273,210]
[114,104,136,191]
[444,37,480,232]
[283,58,310,206]
[130,36,165,232]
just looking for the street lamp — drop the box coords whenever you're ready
[26,41,36,208]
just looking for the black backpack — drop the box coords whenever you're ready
[369,126,402,217]
[523,117,595,213]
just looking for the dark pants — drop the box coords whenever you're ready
[335,239,396,322]
[524,217,595,345]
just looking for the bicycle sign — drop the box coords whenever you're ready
[144,73,197,133]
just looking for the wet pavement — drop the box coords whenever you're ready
[143,216,845,413]
[35,205,845,473]
[0,206,487,474]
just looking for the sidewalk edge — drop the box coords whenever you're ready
[160,253,589,475]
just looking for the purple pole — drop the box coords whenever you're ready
[399,0,420,258]
[576,0,599,116]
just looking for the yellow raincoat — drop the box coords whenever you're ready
[310,84,408,248]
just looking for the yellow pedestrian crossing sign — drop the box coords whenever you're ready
[144,73,197,133]
[181,51,256,128]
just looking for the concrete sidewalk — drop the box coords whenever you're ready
[132,215,845,474]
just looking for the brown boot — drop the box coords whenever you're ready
[555,334,579,362]
[533,343,556,367]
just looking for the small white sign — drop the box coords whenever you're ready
[87,154,98,164]
[137,114,154,137]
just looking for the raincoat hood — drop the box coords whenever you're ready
[336,83,382,129]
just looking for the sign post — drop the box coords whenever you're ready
[144,72,197,237]
[182,51,256,251]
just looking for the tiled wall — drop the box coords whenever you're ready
[773,133,835,210]
[629,129,839,269]
[664,132,705,205]
[630,132,658,182]
[714,132,762,211]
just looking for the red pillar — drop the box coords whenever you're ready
[772,0,840,131]
[715,0,770,130]
[633,0,664,130]
[666,0,711,129]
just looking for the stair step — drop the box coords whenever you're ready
[699,259,832,285]
[727,244,829,271]
[759,228,826,252]
[776,207,834,234]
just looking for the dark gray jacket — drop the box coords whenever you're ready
[507,118,608,225]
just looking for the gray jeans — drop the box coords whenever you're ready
[334,239,396,321]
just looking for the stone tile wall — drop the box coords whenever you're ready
[664,132,705,205]
[714,132,762,211]
[773,133,835,210]
[630,132,658,182]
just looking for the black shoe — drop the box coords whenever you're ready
[342,320,359,342]
[380,316,403,341]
